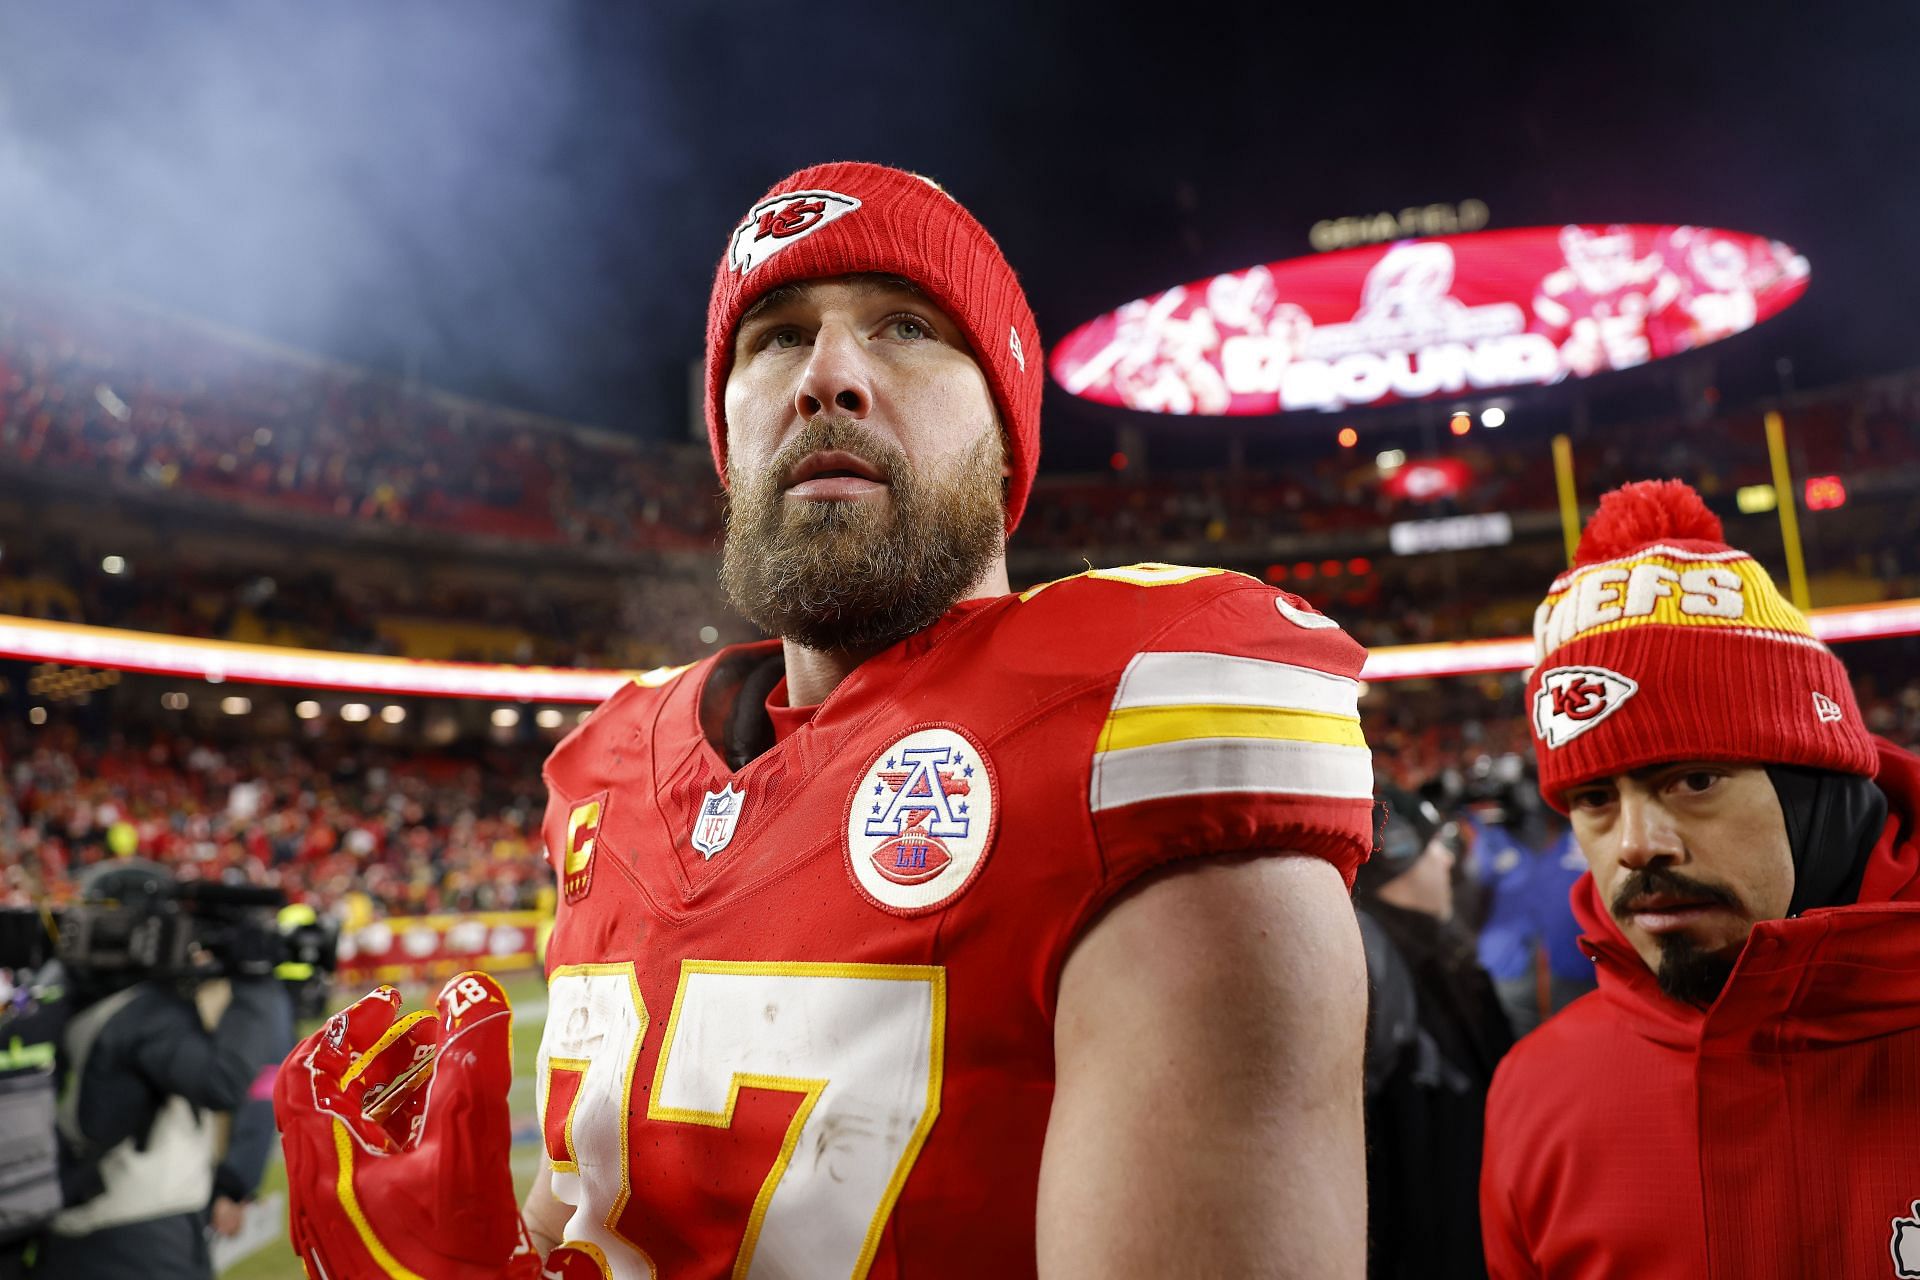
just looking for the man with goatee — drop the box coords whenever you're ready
[275,162,1377,1279]
[1480,479,1920,1279]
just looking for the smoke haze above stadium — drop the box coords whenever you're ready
[1,1,1915,446]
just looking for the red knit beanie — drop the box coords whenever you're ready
[703,161,1043,535]
[1527,479,1877,809]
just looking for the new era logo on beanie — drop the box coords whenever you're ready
[704,161,1044,535]
[1526,479,1878,809]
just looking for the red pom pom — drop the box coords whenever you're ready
[1574,479,1725,565]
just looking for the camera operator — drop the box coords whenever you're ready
[205,904,326,1244]
[32,859,287,1280]
[0,927,65,1280]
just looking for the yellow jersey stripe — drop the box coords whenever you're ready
[1098,703,1366,754]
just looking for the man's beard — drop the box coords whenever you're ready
[1608,866,1743,1008]
[1649,940,1737,1008]
[720,416,1005,653]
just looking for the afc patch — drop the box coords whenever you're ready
[845,724,998,916]
[1532,666,1639,749]
[728,189,861,275]
[562,792,609,902]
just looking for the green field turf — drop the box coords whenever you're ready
[224,969,551,1280]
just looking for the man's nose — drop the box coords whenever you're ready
[1615,791,1682,870]
[795,324,873,422]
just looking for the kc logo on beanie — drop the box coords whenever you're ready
[1526,479,1878,807]
[727,190,862,275]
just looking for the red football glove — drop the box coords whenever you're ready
[275,971,586,1280]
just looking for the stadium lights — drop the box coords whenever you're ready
[221,696,251,715]
[0,617,626,702]
[28,706,47,725]
[161,692,189,711]
[535,708,565,729]
[1448,411,1472,436]
[1376,449,1407,471]
[1337,426,1358,448]
[341,703,371,722]
[93,384,132,422]
[1804,475,1848,511]
[380,705,407,724]
[1481,407,1507,428]
[295,700,321,719]
[6,601,1920,692]
[101,555,127,575]
[492,707,521,728]
[698,625,719,645]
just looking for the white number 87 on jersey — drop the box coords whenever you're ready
[537,960,945,1280]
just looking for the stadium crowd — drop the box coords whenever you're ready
[8,635,1918,930]
[0,291,722,555]
[7,289,1920,576]
[0,720,552,922]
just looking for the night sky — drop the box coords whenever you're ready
[3,1,1915,468]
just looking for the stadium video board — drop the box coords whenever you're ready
[1050,225,1809,415]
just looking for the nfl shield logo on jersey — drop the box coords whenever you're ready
[691,782,746,860]
[845,724,998,915]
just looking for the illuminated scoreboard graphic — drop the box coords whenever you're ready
[1050,225,1810,415]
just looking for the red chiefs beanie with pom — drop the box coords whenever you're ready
[703,161,1044,535]
[1527,479,1877,809]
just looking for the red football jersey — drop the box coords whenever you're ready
[534,564,1373,1279]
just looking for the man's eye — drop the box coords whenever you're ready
[1567,789,1612,811]
[885,316,931,341]
[765,329,803,350]
[1676,772,1720,795]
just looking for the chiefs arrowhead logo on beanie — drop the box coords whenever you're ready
[1526,479,1877,809]
[704,161,1044,535]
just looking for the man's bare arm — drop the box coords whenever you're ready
[1037,853,1368,1278]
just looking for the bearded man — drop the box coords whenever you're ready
[1480,479,1920,1279]
[275,161,1377,1279]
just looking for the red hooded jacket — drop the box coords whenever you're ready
[1480,739,1920,1279]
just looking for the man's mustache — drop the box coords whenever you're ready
[1609,865,1741,920]
[765,416,902,490]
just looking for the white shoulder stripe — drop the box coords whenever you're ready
[1091,737,1374,811]
[1111,651,1359,716]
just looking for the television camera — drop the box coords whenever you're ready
[0,864,335,988]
